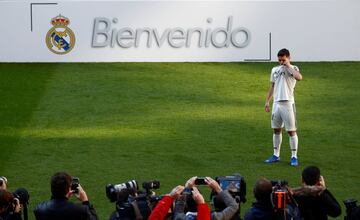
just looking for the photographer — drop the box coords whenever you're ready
[34,172,98,220]
[148,185,184,220]
[292,166,341,220]
[205,177,239,220]
[244,178,274,220]
[149,186,210,220]
[174,176,237,220]
[0,189,21,220]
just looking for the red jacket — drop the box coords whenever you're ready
[149,195,210,220]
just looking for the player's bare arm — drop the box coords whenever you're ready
[265,83,274,112]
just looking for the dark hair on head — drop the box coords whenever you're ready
[51,172,72,199]
[277,48,290,57]
[253,177,272,202]
[302,166,321,186]
[0,189,14,209]
[213,194,227,212]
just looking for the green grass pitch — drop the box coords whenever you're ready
[0,62,359,219]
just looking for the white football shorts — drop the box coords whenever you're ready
[271,101,297,131]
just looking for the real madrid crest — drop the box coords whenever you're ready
[46,15,75,55]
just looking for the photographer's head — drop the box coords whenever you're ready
[51,172,72,199]
[0,189,13,214]
[302,166,321,186]
[253,177,272,202]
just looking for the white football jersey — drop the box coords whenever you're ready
[270,65,299,102]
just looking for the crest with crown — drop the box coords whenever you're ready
[51,14,70,26]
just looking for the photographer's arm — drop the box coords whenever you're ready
[319,189,341,217]
[211,191,238,220]
[192,187,210,220]
[76,185,99,220]
[149,185,184,220]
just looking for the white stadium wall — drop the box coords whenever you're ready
[0,0,359,62]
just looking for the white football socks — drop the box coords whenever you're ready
[273,133,282,157]
[290,134,298,158]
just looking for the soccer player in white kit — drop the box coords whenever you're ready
[264,48,303,166]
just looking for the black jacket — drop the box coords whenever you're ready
[34,198,98,220]
[244,200,274,220]
[0,212,22,220]
[293,189,341,220]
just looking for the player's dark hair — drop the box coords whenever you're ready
[51,172,72,199]
[302,166,321,186]
[253,177,272,202]
[277,48,290,57]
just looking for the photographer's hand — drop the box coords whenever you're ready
[0,176,7,190]
[75,184,89,202]
[192,187,205,204]
[205,177,222,193]
[169,185,185,199]
[318,175,326,188]
[185,176,197,188]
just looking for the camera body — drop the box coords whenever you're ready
[107,180,161,220]
[11,188,30,209]
[270,180,301,220]
[142,180,160,193]
[344,198,359,220]
[71,177,80,194]
[271,180,289,210]
[207,174,246,220]
[195,177,206,185]
[215,174,247,203]
[106,180,138,203]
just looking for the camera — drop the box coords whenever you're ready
[195,177,206,185]
[215,174,246,203]
[11,188,30,220]
[71,177,80,194]
[208,174,246,220]
[142,180,160,192]
[12,188,30,206]
[106,180,138,203]
[271,180,289,210]
[107,180,162,220]
[270,180,301,220]
[344,198,359,220]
